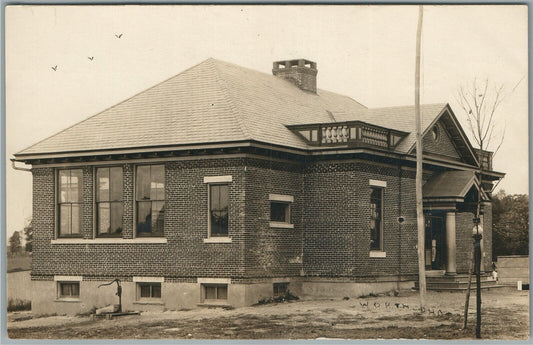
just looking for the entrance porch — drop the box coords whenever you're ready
[422,170,491,277]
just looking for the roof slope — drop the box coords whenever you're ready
[423,170,476,198]
[16,58,447,156]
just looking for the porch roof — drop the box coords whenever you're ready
[423,170,486,200]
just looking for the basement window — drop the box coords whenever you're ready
[58,282,80,299]
[137,282,161,300]
[273,282,289,298]
[202,284,228,301]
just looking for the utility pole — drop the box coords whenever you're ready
[415,5,426,307]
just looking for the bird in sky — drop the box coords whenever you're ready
[51,65,57,71]
[115,33,123,39]
[88,56,94,61]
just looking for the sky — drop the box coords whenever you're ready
[4,5,529,239]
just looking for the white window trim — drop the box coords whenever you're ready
[369,251,387,258]
[198,278,231,284]
[51,238,168,244]
[54,275,83,281]
[269,221,294,229]
[269,194,294,203]
[369,179,387,187]
[203,175,232,184]
[133,276,165,283]
[203,237,232,243]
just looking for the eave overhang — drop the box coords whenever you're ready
[11,139,505,184]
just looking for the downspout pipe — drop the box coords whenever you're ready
[11,159,32,172]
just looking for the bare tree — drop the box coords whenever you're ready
[456,78,516,337]
[457,78,508,159]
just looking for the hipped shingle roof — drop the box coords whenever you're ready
[16,58,447,157]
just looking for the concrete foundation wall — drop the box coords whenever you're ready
[31,277,416,315]
[300,281,414,299]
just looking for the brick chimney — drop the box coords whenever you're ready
[272,59,318,93]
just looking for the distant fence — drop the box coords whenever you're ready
[497,255,529,285]
[7,270,32,302]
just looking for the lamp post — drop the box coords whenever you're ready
[472,218,483,339]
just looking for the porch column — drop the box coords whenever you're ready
[445,212,457,275]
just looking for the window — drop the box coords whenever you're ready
[431,126,439,141]
[58,169,83,237]
[273,282,289,298]
[96,167,123,237]
[209,184,229,237]
[58,282,80,299]
[137,282,161,299]
[203,284,228,301]
[370,187,383,251]
[136,165,165,237]
[269,194,294,228]
[270,202,291,223]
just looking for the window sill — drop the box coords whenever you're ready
[197,302,230,308]
[133,300,164,305]
[55,298,81,303]
[203,237,232,243]
[51,238,168,244]
[269,222,294,229]
[369,251,387,258]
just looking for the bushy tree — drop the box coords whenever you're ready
[24,219,33,252]
[9,231,22,255]
[492,190,529,260]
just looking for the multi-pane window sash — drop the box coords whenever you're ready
[136,165,165,237]
[138,283,161,299]
[209,184,229,237]
[96,167,123,237]
[58,169,83,237]
[370,187,383,250]
[59,282,80,298]
[204,284,228,300]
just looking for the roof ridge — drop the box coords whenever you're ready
[209,60,250,140]
[366,103,447,111]
[16,59,216,156]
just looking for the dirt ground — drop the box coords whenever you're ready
[7,287,529,340]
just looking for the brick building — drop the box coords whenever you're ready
[13,58,504,315]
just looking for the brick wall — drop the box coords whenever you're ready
[31,159,247,278]
[302,160,419,278]
[455,211,474,273]
[243,158,304,277]
[31,155,492,281]
[455,202,493,274]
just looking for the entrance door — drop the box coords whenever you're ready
[425,215,445,270]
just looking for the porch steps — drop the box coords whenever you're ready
[414,274,506,291]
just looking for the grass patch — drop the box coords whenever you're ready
[7,298,31,312]
[7,253,32,273]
